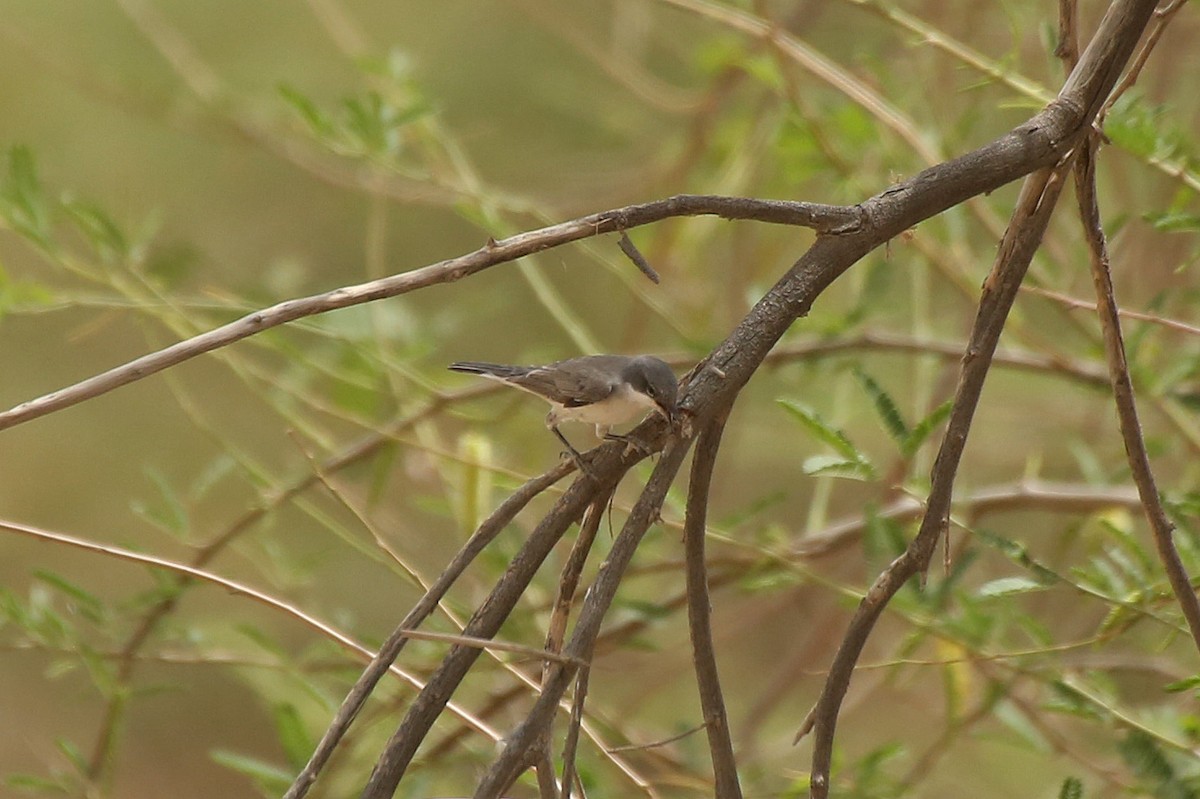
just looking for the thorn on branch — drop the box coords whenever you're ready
[617,230,661,284]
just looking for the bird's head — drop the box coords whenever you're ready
[625,356,679,428]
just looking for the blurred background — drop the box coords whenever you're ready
[1,0,1198,797]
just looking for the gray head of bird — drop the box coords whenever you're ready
[622,356,679,427]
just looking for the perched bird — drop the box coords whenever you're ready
[448,354,679,469]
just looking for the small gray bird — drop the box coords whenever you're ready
[448,354,679,468]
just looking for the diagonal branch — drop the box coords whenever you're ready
[283,459,574,799]
[805,154,1077,798]
[1072,139,1200,651]
[464,440,694,799]
[353,447,649,798]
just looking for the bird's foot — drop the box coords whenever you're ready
[604,433,654,457]
[559,448,599,481]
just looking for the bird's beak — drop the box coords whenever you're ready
[658,401,679,431]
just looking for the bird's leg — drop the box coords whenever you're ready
[551,425,596,479]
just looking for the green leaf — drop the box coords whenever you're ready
[1058,775,1083,799]
[32,571,105,624]
[54,738,88,777]
[0,261,54,315]
[1164,674,1200,693]
[6,772,71,793]
[271,703,313,772]
[802,454,876,481]
[854,369,909,444]
[59,194,128,261]
[1116,729,1176,787]
[278,84,335,138]
[777,399,862,460]
[130,467,190,538]
[0,145,51,246]
[976,576,1045,598]
[902,399,953,458]
[210,750,292,793]
[1144,211,1200,233]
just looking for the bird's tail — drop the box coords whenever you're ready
[448,361,531,379]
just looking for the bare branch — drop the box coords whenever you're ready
[808,156,1077,797]
[792,480,1143,558]
[1101,0,1190,120]
[683,412,742,799]
[1072,139,1200,650]
[548,491,612,799]
[465,441,693,799]
[560,668,590,799]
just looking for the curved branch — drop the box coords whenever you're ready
[1073,141,1200,650]
[807,156,1077,798]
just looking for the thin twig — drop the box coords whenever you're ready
[560,667,591,799]
[1101,0,1190,121]
[1072,138,1200,651]
[1022,285,1200,337]
[683,412,742,799]
[0,517,500,736]
[605,723,709,753]
[792,479,1142,558]
[766,331,1112,388]
[549,490,613,799]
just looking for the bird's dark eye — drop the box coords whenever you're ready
[646,386,657,397]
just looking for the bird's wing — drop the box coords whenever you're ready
[509,357,620,407]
